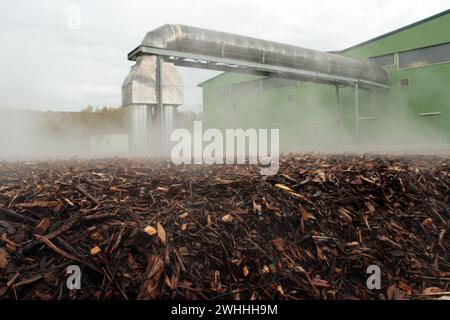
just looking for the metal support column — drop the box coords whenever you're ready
[354,82,360,144]
[156,55,164,154]
[335,85,341,129]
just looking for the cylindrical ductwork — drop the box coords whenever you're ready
[139,24,388,85]
[122,55,183,106]
[123,24,389,157]
[122,55,183,156]
[127,104,154,155]
[161,105,177,155]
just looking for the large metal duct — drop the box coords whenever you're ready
[137,24,388,85]
[122,55,183,106]
[122,55,183,156]
[123,24,389,156]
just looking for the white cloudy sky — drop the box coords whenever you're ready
[0,0,449,111]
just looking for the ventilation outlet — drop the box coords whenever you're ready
[400,78,410,88]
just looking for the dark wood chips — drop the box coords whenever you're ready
[0,154,449,300]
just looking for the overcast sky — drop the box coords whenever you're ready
[0,0,449,111]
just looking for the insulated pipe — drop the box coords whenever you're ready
[137,24,388,85]
[122,55,183,157]
[128,105,154,155]
[123,24,389,155]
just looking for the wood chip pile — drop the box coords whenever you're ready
[0,155,449,300]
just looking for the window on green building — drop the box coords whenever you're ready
[399,42,450,69]
[400,78,410,88]
[369,54,395,67]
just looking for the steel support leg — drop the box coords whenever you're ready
[156,55,164,155]
[354,82,360,144]
[335,85,341,129]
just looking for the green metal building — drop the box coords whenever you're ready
[199,10,450,152]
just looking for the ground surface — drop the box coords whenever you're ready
[0,155,449,300]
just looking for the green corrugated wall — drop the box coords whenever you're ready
[201,12,450,151]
